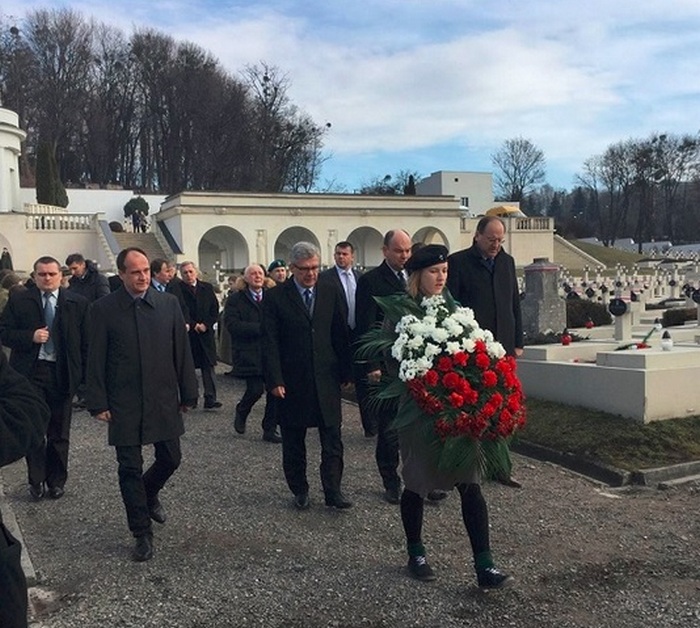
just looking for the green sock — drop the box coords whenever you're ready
[407,542,426,558]
[474,551,494,571]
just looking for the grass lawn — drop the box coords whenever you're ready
[571,239,646,269]
[522,397,700,471]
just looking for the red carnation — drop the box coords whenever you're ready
[475,353,491,370]
[442,371,461,390]
[482,370,498,387]
[474,340,487,353]
[448,392,465,408]
[453,351,468,366]
[423,369,439,387]
[437,356,453,372]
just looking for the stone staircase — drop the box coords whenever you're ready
[112,232,169,262]
[552,234,605,271]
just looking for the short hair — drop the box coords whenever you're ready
[33,256,61,271]
[150,258,168,275]
[0,272,21,290]
[383,229,410,247]
[335,241,354,252]
[180,260,197,271]
[290,242,320,265]
[476,216,506,234]
[65,253,86,266]
[116,247,148,272]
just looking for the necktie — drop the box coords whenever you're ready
[343,271,356,329]
[304,288,313,313]
[43,292,56,355]
[396,270,406,289]
[158,284,165,292]
[255,292,262,303]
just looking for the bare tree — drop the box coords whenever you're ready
[491,137,546,201]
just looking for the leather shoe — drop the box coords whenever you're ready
[384,486,401,505]
[133,534,154,562]
[233,413,246,434]
[47,486,65,499]
[496,475,523,489]
[325,493,353,509]
[204,400,222,409]
[262,431,282,443]
[28,483,44,500]
[294,493,310,510]
[148,496,166,524]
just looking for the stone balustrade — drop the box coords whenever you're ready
[25,212,94,231]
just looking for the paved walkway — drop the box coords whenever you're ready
[2,368,699,627]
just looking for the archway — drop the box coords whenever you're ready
[198,226,248,281]
[346,226,384,270]
[274,227,320,264]
[412,226,450,251]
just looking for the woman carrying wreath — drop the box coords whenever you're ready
[358,244,523,588]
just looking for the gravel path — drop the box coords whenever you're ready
[2,367,699,627]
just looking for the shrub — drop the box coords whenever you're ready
[662,307,697,327]
[109,221,124,232]
[566,299,612,328]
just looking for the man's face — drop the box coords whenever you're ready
[180,263,198,286]
[475,220,506,259]
[244,265,265,290]
[119,251,151,296]
[154,263,170,285]
[290,255,320,289]
[270,267,287,283]
[383,231,412,272]
[68,260,86,278]
[34,261,62,292]
[334,246,354,270]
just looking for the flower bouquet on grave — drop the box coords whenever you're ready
[615,319,663,351]
[356,292,527,478]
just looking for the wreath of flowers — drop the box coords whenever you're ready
[356,291,526,476]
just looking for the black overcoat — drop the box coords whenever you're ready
[446,244,523,356]
[0,285,89,395]
[179,280,219,368]
[85,287,198,447]
[224,288,264,378]
[318,266,362,331]
[262,279,351,429]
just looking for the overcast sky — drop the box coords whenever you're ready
[5,1,700,193]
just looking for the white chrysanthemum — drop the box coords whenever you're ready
[407,334,425,351]
[462,338,476,353]
[445,341,461,354]
[452,306,476,326]
[442,316,464,338]
[487,341,507,359]
[424,342,442,359]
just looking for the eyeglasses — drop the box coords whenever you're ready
[295,265,319,272]
[484,237,505,244]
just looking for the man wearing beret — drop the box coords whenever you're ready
[267,259,288,285]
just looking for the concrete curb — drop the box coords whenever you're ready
[630,460,700,486]
[0,477,37,586]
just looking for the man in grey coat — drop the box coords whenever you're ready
[86,247,198,562]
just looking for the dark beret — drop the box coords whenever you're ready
[267,259,286,272]
[405,244,449,273]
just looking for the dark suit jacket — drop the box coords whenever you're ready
[355,260,406,372]
[262,279,351,428]
[446,244,523,356]
[0,285,89,396]
[179,280,219,368]
[224,288,265,378]
[86,287,198,447]
[318,266,362,332]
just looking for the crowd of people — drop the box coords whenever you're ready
[0,215,524,626]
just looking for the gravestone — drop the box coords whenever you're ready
[521,258,566,338]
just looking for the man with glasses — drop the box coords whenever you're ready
[0,256,89,500]
[446,215,523,487]
[262,242,353,510]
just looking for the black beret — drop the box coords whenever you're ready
[267,259,286,272]
[405,244,449,273]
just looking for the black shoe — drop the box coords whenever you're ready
[496,475,523,489]
[364,428,377,438]
[408,556,436,582]
[204,400,222,410]
[224,370,235,377]
[384,486,400,504]
[133,534,154,562]
[148,496,166,524]
[233,413,246,434]
[294,493,310,510]
[477,567,514,589]
[262,431,282,443]
[47,486,65,499]
[325,493,353,509]
[427,490,448,502]
[28,483,44,500]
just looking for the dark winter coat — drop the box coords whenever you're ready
[262,279,351,429]
[224,289,265,377]
[0,285,89,396]
[446,244,523,356]
[179,281,219,368]
[85,287,198,447]
[67,260,110,303]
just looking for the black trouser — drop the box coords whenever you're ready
[236,376,278,434]
[200,366,217,403]
[115,438,181,538]
[0,520,27,628]
[375,406,400,492]
[353,368,377,436]
[26,360,72,490]
[279,423,344,498]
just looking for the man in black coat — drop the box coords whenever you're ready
[263,242,353,510]
[0,347,50,628]
[86,247,198,562]
[354,229,412,504]
[65,253,110,303]
[446,215,523,487]
[178,261,221,409]
[0,256,89,500]
[224,264,281,442]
